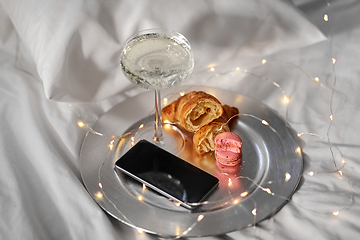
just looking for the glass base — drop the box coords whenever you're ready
[119,122,186,157]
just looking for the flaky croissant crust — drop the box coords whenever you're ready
[162,91,223,132]
[193,105,239,156]
[193,120,230,156]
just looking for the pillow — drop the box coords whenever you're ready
[0,0,325,102]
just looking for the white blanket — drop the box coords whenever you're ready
[1,0,359,239]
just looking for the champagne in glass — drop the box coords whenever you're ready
[120,29,194,154]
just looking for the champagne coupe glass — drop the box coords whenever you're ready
[119,29,194,154]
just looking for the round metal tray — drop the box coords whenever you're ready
[80,85,303,237]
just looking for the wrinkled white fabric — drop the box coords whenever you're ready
[1,0,325,102]
[1,0,360,240]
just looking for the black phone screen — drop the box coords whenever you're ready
[114,139,219,210]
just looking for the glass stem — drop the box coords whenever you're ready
[154,89,163,143]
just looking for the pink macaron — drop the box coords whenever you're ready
[215,132,242,153]
[215,150,241,166]
[214,132,243,173]
[216,155,242,174]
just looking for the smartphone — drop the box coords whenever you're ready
[114,139,219,210]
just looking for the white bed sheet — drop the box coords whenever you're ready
[1,0,360,239]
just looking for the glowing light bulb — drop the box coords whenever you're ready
[252,208,257,216]
[180,91,185,96]
[308,171,315,176]
[197,214,204,221]
[137,228,144,234]
[261,59,267,65]
[285,173,291,182]
[235,67,241,71]
[332,58,336,64]
[233,199,240,204]
[139,124,144,129]
[297,132,303,137]
[98,182,103,188]
[137,195,143,201]
[228,178,232,187]
[342,158,346,164]
[314,77,320,82]
[210,67,215,72]
[175,202,181,207]
[235,95,243,103]
[262,120,269,126]
[283,96,290,104]
[163,98,168,105]
[109,139,115,150]
[330,115,334,121]
[175,226,182,237]
[296,147,301,155]
[324,14,329,21]
[263,188,272,194]
[95,192,103,199]
[78,121,85,127]
[333,211,339,216]
[241,192,248,197]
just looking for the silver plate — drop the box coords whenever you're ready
[80,85,303,237]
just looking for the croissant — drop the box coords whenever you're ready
[193,119,230,156]
[221,104,239,121]
[161,99,178,123]
[162,91,223,132]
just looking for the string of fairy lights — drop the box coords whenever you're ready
[73,2,356,238]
